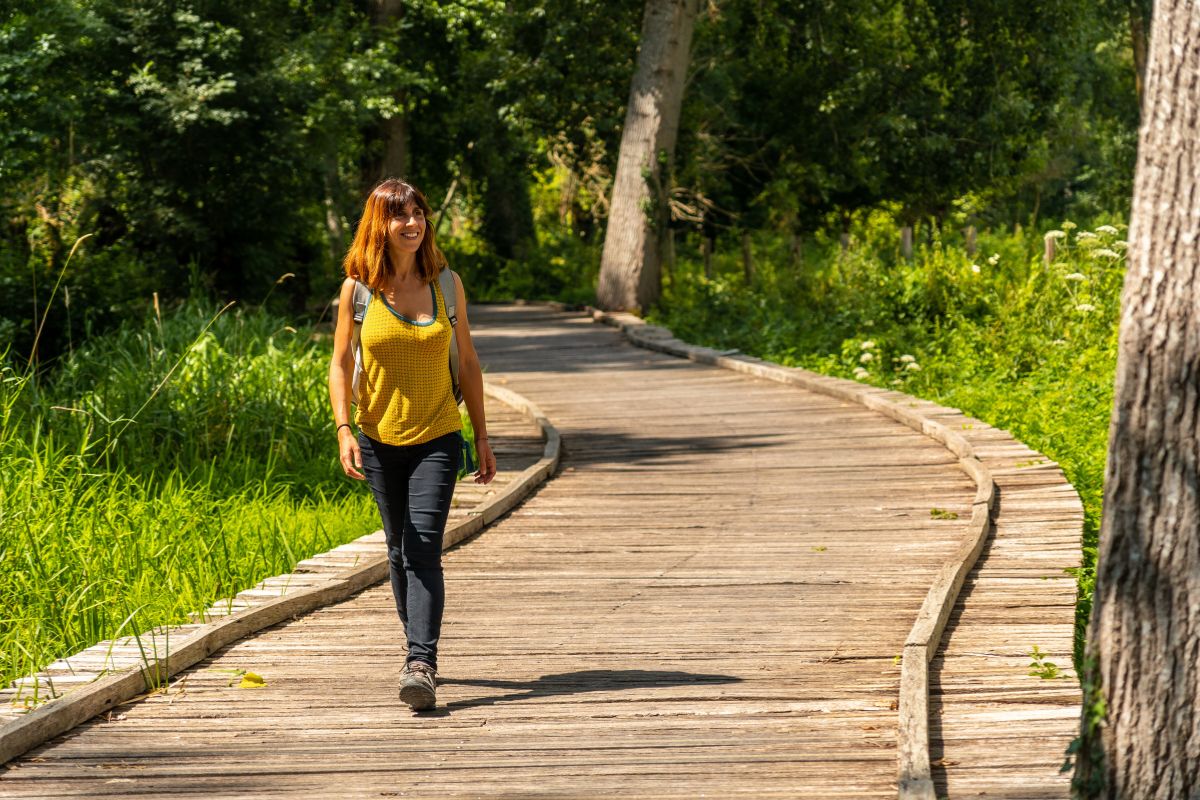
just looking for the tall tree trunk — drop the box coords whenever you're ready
[471,126,536,261]
[379,103,409,179]
[323,158,347,267]
[360,0,408,193]
[1074,4,1200,796]
[663,228,676,283]
[741,231,753,283]
[596,0,700,311]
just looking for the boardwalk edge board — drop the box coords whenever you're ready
[0,380,561,768]
[589,308,997,800]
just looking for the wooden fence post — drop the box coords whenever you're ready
[900,226,913,261]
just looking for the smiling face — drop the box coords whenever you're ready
[387,204,426,254]
[345,179,446,289]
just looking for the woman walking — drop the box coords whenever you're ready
[328,178,496,711]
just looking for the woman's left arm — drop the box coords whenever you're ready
[453,272,496,484]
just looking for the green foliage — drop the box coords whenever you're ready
[443,210,599,305]
[674,0,1135,237]
[651,214,1123,670]
[40,299,335,488]
[0,300,378,690]
[1029,645,1066,680]
[1,0,1140,369]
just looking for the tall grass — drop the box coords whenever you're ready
[0,299,378,690]
[651,213,1124,667]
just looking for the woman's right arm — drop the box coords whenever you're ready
[328,277,364,480]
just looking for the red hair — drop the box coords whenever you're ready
[342,179,447,289]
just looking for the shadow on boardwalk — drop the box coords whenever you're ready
[560,429,791,468]
[435,669,742,714]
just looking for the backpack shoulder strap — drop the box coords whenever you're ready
[351,279,371,322]
[438,267,463,405]
[438,267,457,327]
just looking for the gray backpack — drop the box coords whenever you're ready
[351,267,462,406]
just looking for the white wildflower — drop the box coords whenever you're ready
[1076,231,1099,242]
[1096,225,1119,235]
[987,253,1001,265]
[1045,230,1067,240]
[891,378,904,386]
[1064,272,1088,281]
[1092,248,1120,259]
[899,354,916,363]
[905,362,921,371]
[853,367,870,380]
[971,264,981,274]
[1112,240,1128,250]
[1076,303,1096,312]
[859,352,874,363]
[1061,220,1077,231]
[860,340,876,350]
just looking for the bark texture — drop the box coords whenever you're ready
[1075,4,1200,797]
[596,0,699,311]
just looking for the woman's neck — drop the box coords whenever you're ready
[386,248,419,285]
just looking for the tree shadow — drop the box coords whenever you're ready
[471,305,686,376]
[557,428,792,469]
[420,668,741,716]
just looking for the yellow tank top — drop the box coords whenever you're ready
[354,277,462,446]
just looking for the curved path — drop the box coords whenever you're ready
[0,305,1080,798]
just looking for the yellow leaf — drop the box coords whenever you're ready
[238,672,266,689]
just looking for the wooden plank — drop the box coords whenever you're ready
[0,384,560,767]
[0,305,1079,800]
[589,307,1078,800]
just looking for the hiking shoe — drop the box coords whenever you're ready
[399,661,438,711]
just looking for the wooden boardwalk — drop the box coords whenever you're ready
[0,305,1080,798]
[929,428,1082,798]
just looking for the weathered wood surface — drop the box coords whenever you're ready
[0,391,551,755]
[927,432,1082,798]
[0,306,1080,798]
[587,308,1081,797]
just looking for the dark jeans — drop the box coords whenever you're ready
[358,430,460,671]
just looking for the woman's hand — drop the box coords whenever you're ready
[340,429,365,480]
[474,437,496,484]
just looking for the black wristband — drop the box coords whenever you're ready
[336,423,352,434]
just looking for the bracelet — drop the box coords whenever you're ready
[336,423,352,434]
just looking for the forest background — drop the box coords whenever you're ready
[1,0,1143,697]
